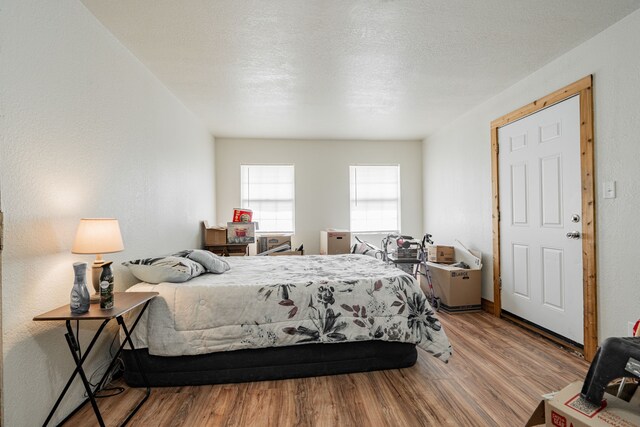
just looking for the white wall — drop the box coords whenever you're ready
[216,139,423,253]
[0,1,215,425]
[423,9,640,341]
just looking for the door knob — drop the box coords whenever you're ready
[566,231,581,239]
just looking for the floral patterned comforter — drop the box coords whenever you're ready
[126,254,452,362]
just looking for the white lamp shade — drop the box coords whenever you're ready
[72,218,124,254]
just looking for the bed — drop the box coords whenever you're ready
[122,254,452,387]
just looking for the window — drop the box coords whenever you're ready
[350,165,400,233]
[241,165,295,233]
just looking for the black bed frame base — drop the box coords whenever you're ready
[123,341,417,387]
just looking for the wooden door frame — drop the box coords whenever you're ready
[0,210,3,420]
[490,75,597,361]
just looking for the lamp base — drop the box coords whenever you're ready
[90,292,100,304]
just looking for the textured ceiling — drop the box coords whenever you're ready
[81,0,640,140]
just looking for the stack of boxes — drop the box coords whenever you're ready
[227,208,256,244]
[422,243,482,313]
[202,208,258,247]
[202,209,256,256]
[202,221,252,256]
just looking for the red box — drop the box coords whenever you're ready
[232,208,253,223]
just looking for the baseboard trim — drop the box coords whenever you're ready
[501,312,584,357]
[481,298,494,314]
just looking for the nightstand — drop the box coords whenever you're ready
[34,291,158,427]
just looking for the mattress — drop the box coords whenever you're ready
[126,254,452,362]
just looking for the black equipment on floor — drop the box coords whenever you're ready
[580,336,640,404]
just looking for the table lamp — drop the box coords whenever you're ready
[72,218,124,303]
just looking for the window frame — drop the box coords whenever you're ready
[349,164,402,234]
[240,164,296,234]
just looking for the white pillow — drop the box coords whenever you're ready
[351,237,383,259]
[123,256,205,284]
[173,249,230,274]
[187,250,230,274]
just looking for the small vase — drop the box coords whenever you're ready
[99,261,114,309]
[70,262,90,314]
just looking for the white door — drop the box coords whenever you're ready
[498,95,583,344]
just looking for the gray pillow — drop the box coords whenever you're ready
[173,249,230,274]
[123,256,205,284]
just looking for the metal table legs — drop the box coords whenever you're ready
[43,301,152,427]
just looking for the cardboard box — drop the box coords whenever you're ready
[257,234,292,254]
[526,381,640,427]
[427,245,455,263]
[227,222,256,244]
[203,221,227,245]
[320,230,351,255]
[421,245,482,313]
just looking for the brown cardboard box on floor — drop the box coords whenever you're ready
[320,230,351,255]
[420,244,482,313]
[526,381,640,427]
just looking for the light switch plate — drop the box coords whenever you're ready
[603,181,616,199]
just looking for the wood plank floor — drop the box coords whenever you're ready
[64,311,588,426]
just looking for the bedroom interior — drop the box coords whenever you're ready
[2,1,640,426]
